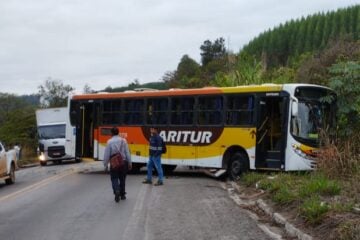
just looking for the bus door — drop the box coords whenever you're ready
[92,102,100,160]
[77,101,95,158]
[255,93,289,170]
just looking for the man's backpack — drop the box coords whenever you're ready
[110,143,125,171]
[161,139,167,154]
[110,153,125,171]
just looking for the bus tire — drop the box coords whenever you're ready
[129,163,142,174]
[40,161,47,166]
[163,165,177,175]
[5,164,15,185]
[228,152,249,180]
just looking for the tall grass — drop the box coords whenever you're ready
[317,133,360,178]
[300,197,329,225]
[18,145,38,166]
[299,174,341,197]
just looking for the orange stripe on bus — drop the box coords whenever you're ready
[95,126,149,145]
[72,85,285,100]
[72,88,223,100]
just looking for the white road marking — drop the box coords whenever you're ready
[0,168,77,203]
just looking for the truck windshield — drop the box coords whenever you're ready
[38,124,66,139]
[291,87,336,145]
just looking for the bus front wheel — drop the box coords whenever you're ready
[228,152,249,180]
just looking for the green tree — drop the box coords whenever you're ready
[161,71,177,88]
[0,94,37,151]
[127,79,140,89]
[295,38,360,84]
[328,61,360,136]
[38,78,74,107]
[321,14,331,48]
[200,37,226,66]
[313,15,325,50]
[83,84,93,93]
[235,52,262,85]
[161,55,201,89]
[295,17,308,55]
[0,93,29,124]
[177,55,200,80]
[0,107,36,147]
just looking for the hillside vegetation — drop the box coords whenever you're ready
[160,5,359,238]
[242,5,360,68]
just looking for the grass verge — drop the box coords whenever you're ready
[238,170,359,238]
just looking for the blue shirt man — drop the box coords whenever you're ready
[142,127,164,186]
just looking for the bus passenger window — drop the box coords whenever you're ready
[147,98,168,125]
[170,98,194,125]
[198,96,223,125]
[102,100,122,124]
[123,99,144,125]
[226,95,254,125]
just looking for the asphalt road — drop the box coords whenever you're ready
[0,162,272,240]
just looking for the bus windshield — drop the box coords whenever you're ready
[291,87,336,144]
[38,124,66,140]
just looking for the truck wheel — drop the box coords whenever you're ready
[40,161,47,166]
[5,164,15,185]
[228,152,249,181]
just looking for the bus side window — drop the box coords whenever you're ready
[102,100,122,124]
[198,96,223,125]
[124,99,144,125]
[171,98,194,125]
[226,95,254,125]
[147,98,168,125]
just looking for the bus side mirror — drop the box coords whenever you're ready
[292,101,298,117]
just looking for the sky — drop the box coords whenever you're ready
[0,0,358,95]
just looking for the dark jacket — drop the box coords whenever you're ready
[149,134,163,157]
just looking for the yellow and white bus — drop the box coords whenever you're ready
[66,83,336,179]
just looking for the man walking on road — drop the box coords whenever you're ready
[104,127,132,202]
[142,127,164,186]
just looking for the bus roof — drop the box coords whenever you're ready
[72,84,286,100]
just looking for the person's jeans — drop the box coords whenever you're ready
[110,163,128,196]
[147,155,164,183]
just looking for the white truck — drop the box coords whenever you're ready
[0,142,17,184]
[36,107,75,166]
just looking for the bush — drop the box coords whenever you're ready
[299,174,341,197]
[272,186,297,205]
[257,177,281,192]
[241,172,266,187]
[318,134,360,177]
[300,197,329,224]
[17,145,38,167]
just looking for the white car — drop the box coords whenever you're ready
[0,142,17,185]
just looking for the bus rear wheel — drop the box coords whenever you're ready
[228,152,249,180]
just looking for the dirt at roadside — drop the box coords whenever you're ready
[234,182,360,240]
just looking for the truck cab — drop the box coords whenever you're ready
[0,142,17,185]
[36,107,76,166]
